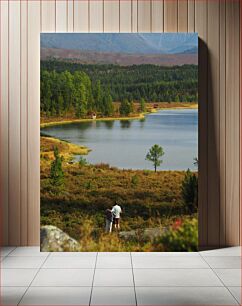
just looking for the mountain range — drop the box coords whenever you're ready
[40,33,198,55]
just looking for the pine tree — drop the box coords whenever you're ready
[56,95,64,115]
[140,98,146,112]
[181,169,198,213]
[146,144,164,172]
[120,99,131,116]
[50,147,64,187]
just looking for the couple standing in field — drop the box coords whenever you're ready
[105,202,122,233]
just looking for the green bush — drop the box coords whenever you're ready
[131,175,139,187]
[79,156,88,167]
[181,169,198,213]
[157,218,198,252]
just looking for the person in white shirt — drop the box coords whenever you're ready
[111,202,122,230]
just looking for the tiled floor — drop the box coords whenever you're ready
[0,246,241,305]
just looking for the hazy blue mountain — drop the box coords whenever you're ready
[170,46,198,54]
[40,33,198,55]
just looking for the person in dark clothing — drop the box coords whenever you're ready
[105,208,114,233]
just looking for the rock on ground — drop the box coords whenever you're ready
[40,225,81,252]
[119,227,167,240]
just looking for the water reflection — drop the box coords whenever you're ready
[41,109,198,170]
[120,120,132,129]
[103,120,115,129]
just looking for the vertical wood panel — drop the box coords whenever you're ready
[56,0,67,32]
[0,0,9,245]
[138,0,151,32]
[9,0,21,246]
[195,0,208,248]
[219,0,226,246]
[104,0,119,32]
[240,0,242,248]
[41,0,56,32]
[67,0,74,32]
[226,0,240,246]
[178,0,188,32]
[74,0,89,32]
[188,0,195,32]
[120,0,132,32]
[90,0,103,32]
[0,0,241,247]
[151,0,164,32]
[207,0,220,246]
[164,0,178,32]
[131,0,138,32]
[20,0,28,246]
[28,0,40,245]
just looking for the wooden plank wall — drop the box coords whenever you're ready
[0,0,240,247]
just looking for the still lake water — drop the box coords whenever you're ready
[41,109,198,170]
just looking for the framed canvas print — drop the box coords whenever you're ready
[40,33,198,252]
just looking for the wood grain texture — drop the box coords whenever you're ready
[67,0,74,32]
[56,0,67,32]
[138,0,151,32]
[0,0,9,245]
[241,0,242,248]
[225,0,240,246]
[0,0,241,247]
[74,0,89,32]
[41,0,56,32]
[131,0,138,32]
[219,0,226,246]
[188,0,195,32]
[20,0,28,246]
[104,0,119,32]
[195,0,208,248]
[164,0,178,32]
[90,0,103,32]
[27,0,40,245]
[120,0,132,32]
[151,0,164,32]
[207,0,220,246]
[8,0,21,245]
[178,0,188,32]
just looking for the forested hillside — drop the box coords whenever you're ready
[41,60,198,117]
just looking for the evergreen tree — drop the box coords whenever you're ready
[56,95,64,115]
[140,98,146,112]
[146,144,164,172]
[50,147,64,187]
[175,95,180,102]
[119,99,131,116]
[103,94,114,116]
[181,169,198,213]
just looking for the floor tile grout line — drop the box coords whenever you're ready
[89,251,98,306]
[199,253,240,305]
[225,286,241,305]
[1,267,241,270]
[17,252,51,306]
[1,285,237,288]
[130,252,138,306]
[2,246,17,257]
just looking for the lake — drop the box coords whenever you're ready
[41,109,198,170]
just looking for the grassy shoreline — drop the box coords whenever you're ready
[40,113,145,128]
[40,102,198,128]
[40,136,90,163]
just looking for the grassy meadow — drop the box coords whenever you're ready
[40,136,198,252]
[40,51,198,252]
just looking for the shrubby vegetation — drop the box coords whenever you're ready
[40,59,199,251]
[40,137,198,251]
[157,218,198,251]
[181,169,198,213]
[41,60,198,118]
